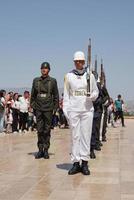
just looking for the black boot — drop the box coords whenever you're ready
[99,141,103,146]
[35,150,44,159]
[90,149,96,159]
[81,160,90,175]
[95,144,101,151]
[44,149,49,159]
[102,137,107,142]
[68,162,81,175]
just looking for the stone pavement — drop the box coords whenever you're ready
[0,119,134,200]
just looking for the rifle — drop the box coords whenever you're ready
[100,58,106,87]
[93,55,98,81]
[86,38,91,96]
[94,55,97,73]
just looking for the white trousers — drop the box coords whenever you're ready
[68,111,94,163]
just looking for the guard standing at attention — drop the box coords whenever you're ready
[63,51,98,175]
[30,62,59,159]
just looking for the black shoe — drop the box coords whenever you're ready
[81,161,90,175]
[99,141,103,146]
[35,151,44,159]
[95,145,101,151]
[44,150,49,159]
[90,150,96,159]
[68,162,81,175]
[102,137,107,142]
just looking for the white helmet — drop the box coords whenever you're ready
[73,51,85,61]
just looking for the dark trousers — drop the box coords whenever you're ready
[102,111,108,140]
[19,112,28,131]
[91,113,102,149]
[59,108,64,125]
[52,114,59,127]
[12,109,19,132]
[36,110,53,151]
[114,111,124,126]
[27,116,34,130]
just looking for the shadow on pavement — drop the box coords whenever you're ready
[56,163,72,171]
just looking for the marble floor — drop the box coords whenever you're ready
[0,119,134,200]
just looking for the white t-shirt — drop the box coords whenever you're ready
[19,97,29,113]
[12,100,20,110]
[0,97,5,105]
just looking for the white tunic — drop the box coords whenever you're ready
[63,71,99,115]
[63,69,99,162]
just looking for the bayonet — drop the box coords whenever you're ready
[87,38,91,96]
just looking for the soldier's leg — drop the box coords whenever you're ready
[102,112,107,141]
[43,111,53,151]
[68,111,81,163]
[36,110,44,152]
[91,117,96,149]
[80,111,93,161]
[68,111,81,175]
[80,111,93,175]
[94,116,102,151]
[90,117,97,158]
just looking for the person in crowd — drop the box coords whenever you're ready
[0,90,6,133]
[108,98,116,127]
[59,94,68,129]
[12,93,20,133]
[27,107,34,132]
[51,111,59,129]
[114,94,125,127]
[19,91,30,133]
[5,101,13,133]
[8,91,14,101]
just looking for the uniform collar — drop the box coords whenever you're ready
[39,75,50,81]
[70,68,86,76]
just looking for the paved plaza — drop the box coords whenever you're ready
[0,119,133,200]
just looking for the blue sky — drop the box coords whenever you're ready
[0,0,134,100]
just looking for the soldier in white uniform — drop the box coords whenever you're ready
[63,51,99,175]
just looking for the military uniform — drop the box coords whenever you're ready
[90,81,103,157]
[63,51,98,175]
[30,74,59,157]
[100,86,110,142]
